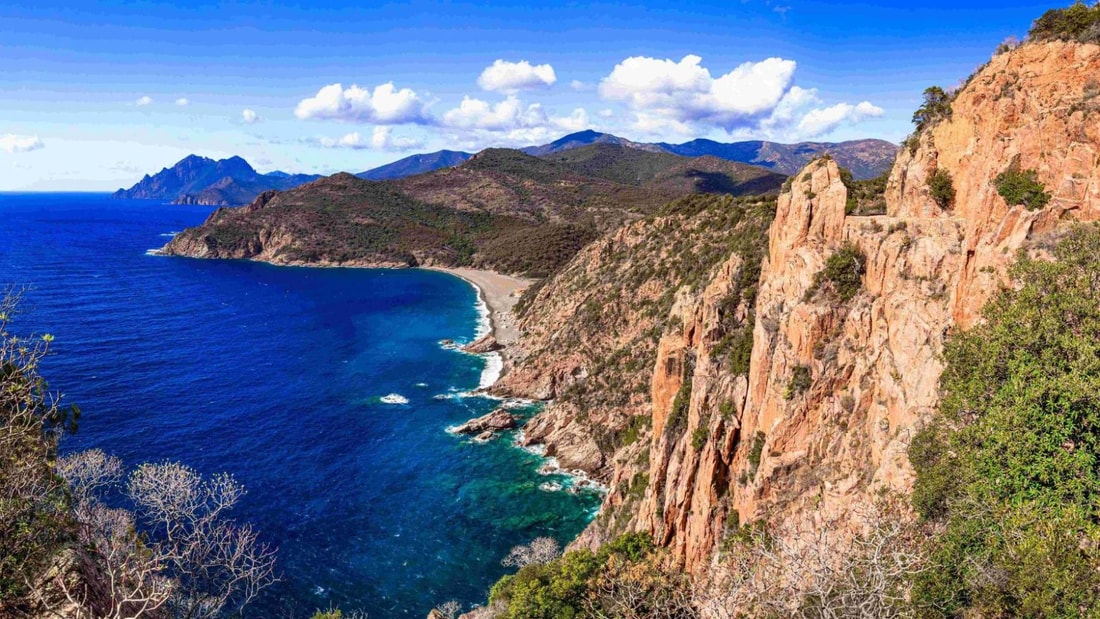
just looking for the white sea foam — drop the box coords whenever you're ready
[158,231,180,238]
[478,352,503,390]
[415,382,429,388]
[380,393,409,405]
[539,481,564,492]
[144,249,164,256]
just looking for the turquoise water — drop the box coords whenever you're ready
[0,193,601,617]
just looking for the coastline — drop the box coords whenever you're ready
[424,267,532,387]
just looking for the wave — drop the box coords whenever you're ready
[158,231,180,238]
[478,352,503,390]
[380,393,409,405]
[144,249,165,256]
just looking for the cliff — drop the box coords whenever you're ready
[500,39,1100,574]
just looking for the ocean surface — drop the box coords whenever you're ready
[0,193,601,617]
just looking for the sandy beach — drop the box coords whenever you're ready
[426,266,532,349]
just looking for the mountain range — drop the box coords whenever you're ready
[115,132,897,207]
[161,142,787,277]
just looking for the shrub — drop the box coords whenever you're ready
[995,166,1051,210]
[691,426,709,451]
[910,225,1100,617]
[747,431,767,479]
[785,365,812,399]
[806,243,866,303]
[1030,1,1100,43]
[911,86,952,132]
[664,357,694,440]
[928,169,955,209]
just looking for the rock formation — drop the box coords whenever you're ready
[452,410,517,435]
[499,40,1100,574]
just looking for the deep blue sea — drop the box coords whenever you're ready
[0,193,600,617]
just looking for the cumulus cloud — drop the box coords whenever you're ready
[796,101,884,138]
[294,82,430,124]
[438,95,591,146]
[598,54,883,140]
[318,127,423,151]
[242,109,261,124]
[477,60,557,94]
[135,96,153,106]
[0,134,44,154]
[599,55,796,129]
[175,98,190,106]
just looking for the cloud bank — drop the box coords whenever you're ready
[0,134,45,154]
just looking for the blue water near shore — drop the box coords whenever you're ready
[0,193,601,617]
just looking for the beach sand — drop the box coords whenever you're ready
[426,266,532,354]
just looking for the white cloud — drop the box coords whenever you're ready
[439,95,591,147]
[442,95,548,131]
[795,101,884,138]
[135,96,153,106]
[599,54,883,140]
[570,80,589,91]
[477,60,557,94]
[175,98,190,106]
[294,82,431,124]
[242,109,261,124]
[317,127,423,151]
[0,134,44,154]
[599,54,795,130]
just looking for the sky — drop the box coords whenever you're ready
[0,0,1064,190]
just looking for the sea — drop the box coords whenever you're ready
[0,193,602,617]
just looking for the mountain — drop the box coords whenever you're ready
[521,129,665,156]
[112,155,322,205]
[356,150,473,181]
[658,138,899,180]
[162,144,786,277]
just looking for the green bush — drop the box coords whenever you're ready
[489,533,658,619]
[995,167,1051,210]
[691,426,709,451]
[807,243,866,303]
[785,365,812,399]
[664,357,694,440]
[912,86,952,132]
[928,169,955,209]
[1030,1,1100,43]
[910,225,1100,617]
[747,431,767,479]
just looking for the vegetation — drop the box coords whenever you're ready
[806,243,867,303]
[747,431,767,479]
[0,292,80,610]
[910,225,1100,617]
[911,86,952,133]
[843,169,890,216]
[0,294,275,618]
[928,169,955,209]
[995,166,1052,210]
[664,358,695,441]
[487,533,694,619]
[785,365,812,400]
[1030,1,1100,43]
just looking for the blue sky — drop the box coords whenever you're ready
[0,0,1060,190]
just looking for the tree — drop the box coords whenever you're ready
[501,537,562,569]
[911,86,952,132]
[127,462,278,619]
[0,290,81,612]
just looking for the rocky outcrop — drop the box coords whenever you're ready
[462,334,502,354]
[503,40,1100,576]
[452,410,517,435]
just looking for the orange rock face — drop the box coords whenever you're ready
[505,40,1100,576]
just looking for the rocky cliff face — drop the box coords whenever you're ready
[503,40,1100,573]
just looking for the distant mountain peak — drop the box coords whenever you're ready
[113,155,320,205]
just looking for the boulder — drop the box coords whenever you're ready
[453,409,517,434]
[463,334,503,354]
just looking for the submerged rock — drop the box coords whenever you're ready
[474,430,495,442]
[452,409,517,434]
